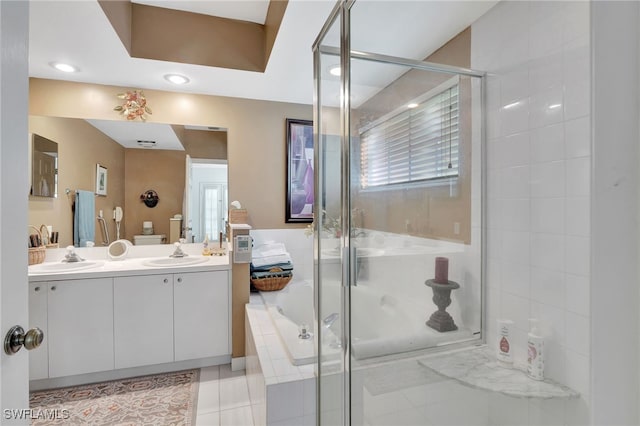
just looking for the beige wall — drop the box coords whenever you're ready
[29,115,125,247]
[124,149,185,241]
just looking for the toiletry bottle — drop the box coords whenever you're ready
[202,234,210,255]
[497,319,514,368]
[527,319,544,380]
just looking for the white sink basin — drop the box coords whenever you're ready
[29,261,104,274]
[143,256,209,267]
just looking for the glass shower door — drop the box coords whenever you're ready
[314,2,484,425]
[313,4,347,426]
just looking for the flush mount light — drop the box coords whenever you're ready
[137,140,156,148]
[164,74,190,85]
[329,66,341,76]
[50,62,79,73]
[407,103,419,109]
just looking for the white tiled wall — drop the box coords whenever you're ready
[245,298,316,426]
[472,1,590,424]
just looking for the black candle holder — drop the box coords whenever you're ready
[425,279,460,332]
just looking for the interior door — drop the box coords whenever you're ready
[1,0,31,418]
[183,154,193,242]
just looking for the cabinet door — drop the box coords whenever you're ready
[114,275,174,369]
[28,282,48,380]
[47,278,114,378]
[174,271,230,361]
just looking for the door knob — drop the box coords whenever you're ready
[4,325,44,355]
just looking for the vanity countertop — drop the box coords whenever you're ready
[28,252,231,282]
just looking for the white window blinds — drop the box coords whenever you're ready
[360,83,459,189]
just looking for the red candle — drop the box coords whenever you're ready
[434,257,449,284]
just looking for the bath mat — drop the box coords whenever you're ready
[29,369,200,425]
[362,359,445,396]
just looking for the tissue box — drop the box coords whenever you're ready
[229,209,248,224]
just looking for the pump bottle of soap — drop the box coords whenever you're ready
[527,318,544,380]
[202,233,211,256]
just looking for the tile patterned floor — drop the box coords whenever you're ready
[196,364,255,426]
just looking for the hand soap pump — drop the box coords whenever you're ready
[527,318,544,381]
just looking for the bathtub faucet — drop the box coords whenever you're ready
[322,313,339,329]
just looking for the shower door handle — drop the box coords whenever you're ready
[350,246,358,287]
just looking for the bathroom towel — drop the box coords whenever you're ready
[251,261,294,273]
[73,190,95,247]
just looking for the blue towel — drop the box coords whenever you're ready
[74,190,95,247]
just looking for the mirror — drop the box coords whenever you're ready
[31,133,58,198]
[107,239,131,260]
[28,116,228,247]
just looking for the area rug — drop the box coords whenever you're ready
[29,369,199,425]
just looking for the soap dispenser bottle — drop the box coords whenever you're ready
[527,318,544,380]
[202,234,211,256]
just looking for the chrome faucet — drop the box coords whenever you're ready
[169,240,188,258]
[323,312,339,329]
[322,313,342,348]
[63,245,84,263]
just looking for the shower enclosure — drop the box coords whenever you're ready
[313,2,485,425]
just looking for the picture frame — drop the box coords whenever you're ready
[285,118,314,223]
[96,164,108,196]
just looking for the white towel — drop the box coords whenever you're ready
[253,242,288,258]
[251,253,292,267]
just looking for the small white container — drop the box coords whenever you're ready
[527,319,545,380]
[133,234,166,245]
[142,221,153,235]
[497,319,514,368]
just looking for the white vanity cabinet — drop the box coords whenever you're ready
[29,267,230,385]
[174,270,230,361]
[113,274,174,369]
[28,282,48,380]
[47,278,114,378]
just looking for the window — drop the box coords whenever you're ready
[359,80,459,189]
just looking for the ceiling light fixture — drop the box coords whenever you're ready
[407,103,419,109]
[329,66,341,76]
[164,74,190,85]
[50,62,78,73]
[137,140,156,148]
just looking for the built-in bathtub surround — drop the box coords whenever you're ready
[472,1,591,424]
[245,295,316,426]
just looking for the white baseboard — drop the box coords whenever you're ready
[231,357,246,371]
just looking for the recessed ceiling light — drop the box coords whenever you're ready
[164,74,190,85]
[50,62,78,73]
[407,103,419,109]
[329,66,341,76]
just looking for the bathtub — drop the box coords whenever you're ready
[261,279,477,365]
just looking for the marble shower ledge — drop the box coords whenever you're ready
[418,346,579,399]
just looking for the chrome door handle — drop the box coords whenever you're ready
[4,325,44,355]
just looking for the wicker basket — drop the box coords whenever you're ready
[28,225,46,265]
[250,267,292,291]
[39,224,59,249]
